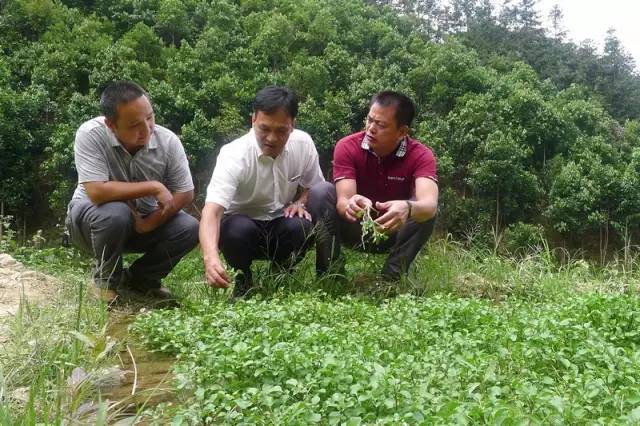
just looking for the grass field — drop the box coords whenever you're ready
[2,238,640,424]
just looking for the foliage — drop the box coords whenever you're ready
[502,221,546,257]
[358,205,389,247]
[133,291,640,423]
[1,0,640,250]
[4,233,640,422]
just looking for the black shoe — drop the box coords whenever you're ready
[230,272,253,301]
[121,269,178,306]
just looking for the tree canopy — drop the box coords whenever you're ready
[1,0,639,252]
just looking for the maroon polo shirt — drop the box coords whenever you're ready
[332,131,437,204]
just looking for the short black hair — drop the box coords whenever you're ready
[100,80,148,121]
[253,86,299,119]
[370,91,416,128]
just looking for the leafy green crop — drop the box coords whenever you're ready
[359,205,389,248]
[133,293,640,424]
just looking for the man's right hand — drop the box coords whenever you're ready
[204,255,231,288]
[344,194,372,222]
[153,181,174,215]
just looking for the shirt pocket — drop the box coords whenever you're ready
[287,171,302,184]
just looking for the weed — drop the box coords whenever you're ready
[359,205,388,247]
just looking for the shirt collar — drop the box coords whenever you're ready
[361,134,408,158]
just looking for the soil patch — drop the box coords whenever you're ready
[0,253,62,342]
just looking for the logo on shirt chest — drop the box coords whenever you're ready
[387,176,406,182]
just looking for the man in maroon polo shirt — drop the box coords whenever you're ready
[307,91,438,280]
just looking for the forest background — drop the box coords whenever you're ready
[1,0,640,258]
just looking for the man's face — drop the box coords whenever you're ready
[364,102,408,158]
[105,95,155,154]
[252,108,294,158]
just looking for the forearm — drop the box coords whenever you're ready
[410,178,439,222]
[84,180,163,205]
[335,179,358,219]
[409,199,437,222]
[200,203,224,262]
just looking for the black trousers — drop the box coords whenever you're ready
[307,181,435,279]
[219,214,313,278]
[66,199,200,290]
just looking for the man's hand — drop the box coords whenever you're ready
[204,254,231,288]
[153,182,174,215]
[344,194,372,222]
[374,200,410,233]
[131,209,154,234]
[284,201,311,220]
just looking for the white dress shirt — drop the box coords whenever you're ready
[205,128,325,220]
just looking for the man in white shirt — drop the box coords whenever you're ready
[200,86,325,299]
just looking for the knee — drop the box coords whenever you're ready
[283,217,314,243]
[176,213,200,248]
[220,215,259,247]
[307,181,336,219]
[308,181,335,204]
[410,216,436,240]
[93,202,133,233]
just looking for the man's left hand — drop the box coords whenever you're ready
[374,200,410,233]
[129,202,162,234]
[284,201,311,221]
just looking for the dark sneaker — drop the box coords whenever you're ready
[120,269,178,307]
[230,272,253,301]
[143,286,174,299]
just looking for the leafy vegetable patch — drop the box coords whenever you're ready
[132,294,640,424]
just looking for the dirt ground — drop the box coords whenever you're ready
[0,253,61,343]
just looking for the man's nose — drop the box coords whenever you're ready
[266,132,278,142]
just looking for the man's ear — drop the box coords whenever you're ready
[251,113,256,126]
[104,117,117,132]
[399,124,409,138]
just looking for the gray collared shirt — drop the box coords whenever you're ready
[72,116,194,215]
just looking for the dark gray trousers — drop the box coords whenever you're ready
[66,199,199,290]
[307,181,435,279]
[219,214,313,281]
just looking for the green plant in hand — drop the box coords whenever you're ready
[359,205,389,247]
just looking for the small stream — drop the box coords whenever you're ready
[103,310,176,416]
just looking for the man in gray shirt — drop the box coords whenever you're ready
[66,80,199,304]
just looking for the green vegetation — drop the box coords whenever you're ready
[1,0,639,254]
[0,247,112,423]
[2,232,640,422]
[133,293,640,424]
[2,0,640,422]
[359,206,389,247]
[138,241,640,423]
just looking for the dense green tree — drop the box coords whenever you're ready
[1,0,639,251]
